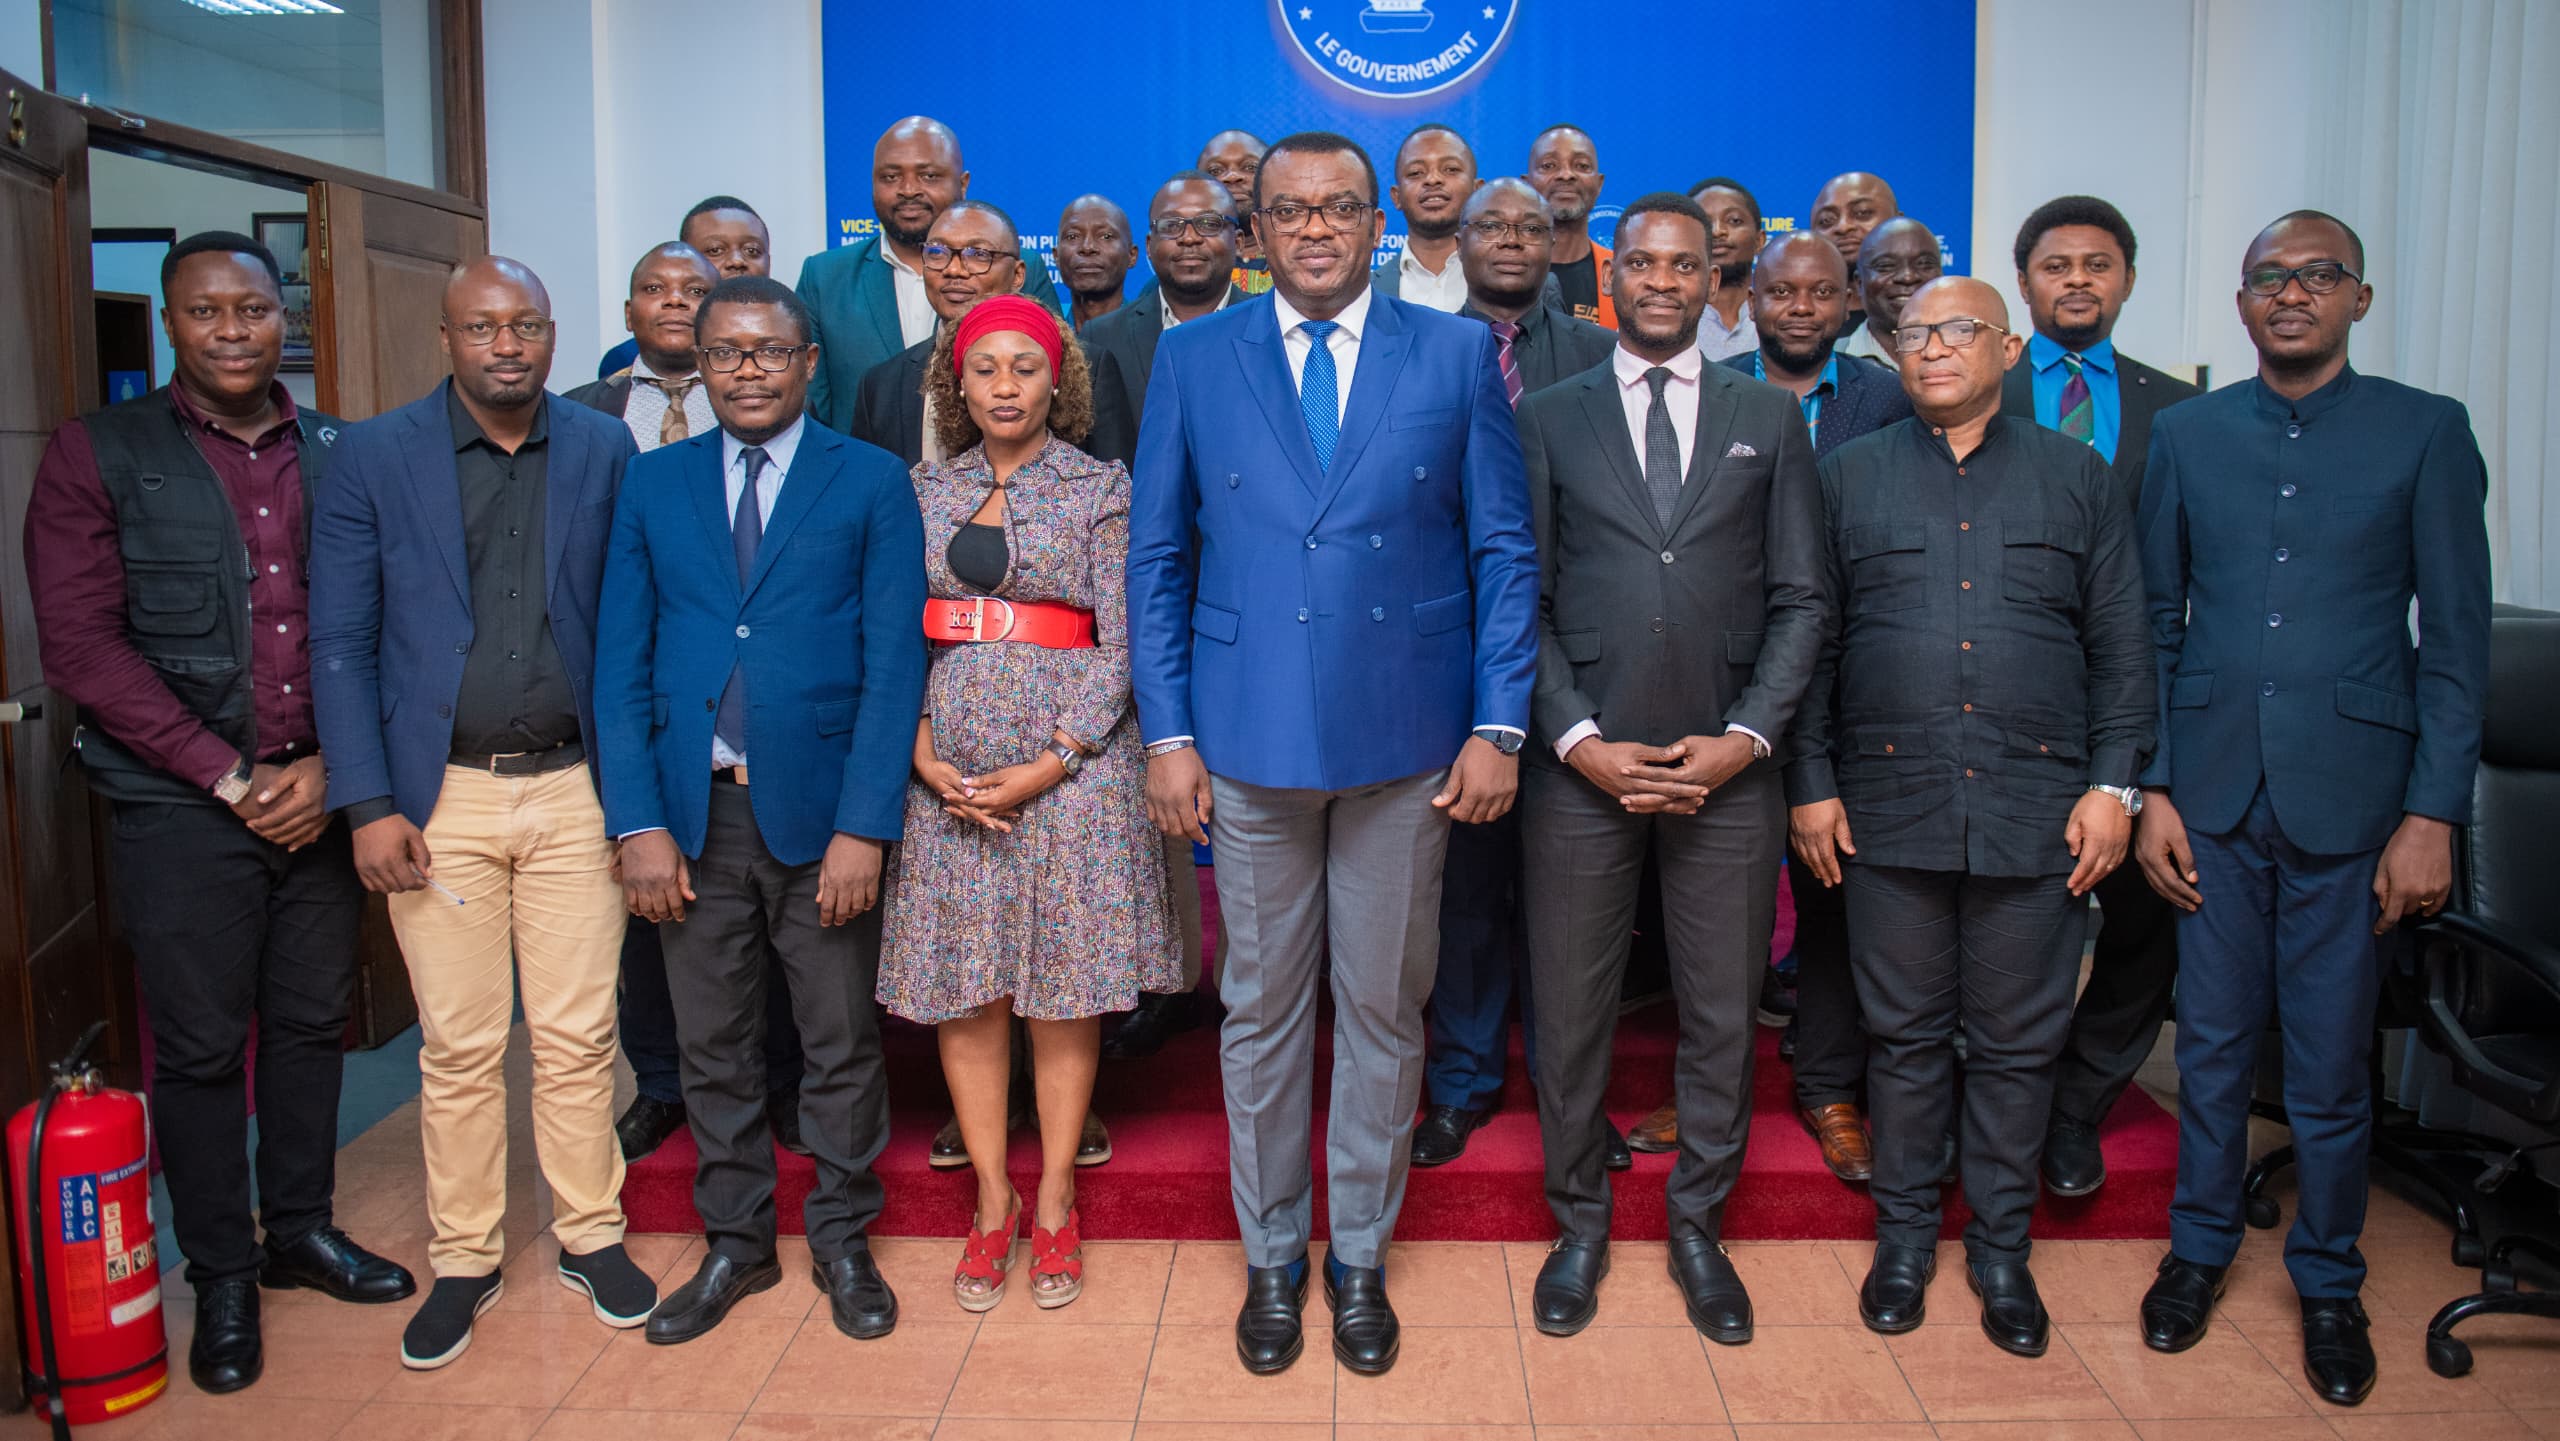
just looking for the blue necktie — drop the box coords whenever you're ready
[713,445,768,755]
[1298,319,1341,472]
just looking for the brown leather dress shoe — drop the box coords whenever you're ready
[1626,1099,1679,1154]
[1797,1103,1874,1182]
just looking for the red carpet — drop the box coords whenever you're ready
[623,862,2178,1241]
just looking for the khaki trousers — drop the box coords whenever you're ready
[387,763,627,1276]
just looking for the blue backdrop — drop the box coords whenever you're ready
[821,0,1976,292]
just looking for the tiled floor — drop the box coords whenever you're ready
[18,1044,2559,1439]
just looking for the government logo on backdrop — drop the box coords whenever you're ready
[1277,1,1520,100]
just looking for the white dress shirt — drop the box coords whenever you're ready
[620,354,716,452]
[1271,282,1371,427]
[1160,285,1234,330]
[884,243,936,348]
[710,415,804,769]
[1554,344,1767,762]
[1393,246,1469,313]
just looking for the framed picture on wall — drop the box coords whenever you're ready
[278,282,315,372]
[253,211,310,284]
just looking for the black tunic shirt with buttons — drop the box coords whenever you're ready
[446,388,577,756]
[1784,414,2154,877]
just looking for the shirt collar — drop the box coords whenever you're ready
[169,379,298,446]
[631,353,699,383]
[723,412,806,478]
[1160,283,1234,330]
[1459,299,1543,336]
[2029,331,2116,375]
[1397,247,1453,282]
[881,241,922,279]
[1271,281,1373,345]
[1614,341,1704,390]
[2252,363,2358,422]
[446,382,548,452]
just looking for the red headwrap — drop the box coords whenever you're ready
[951,294,1066,383]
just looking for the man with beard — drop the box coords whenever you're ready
[1200,129,1274,296]
[1687,177,1763,360]
[1837,216,1942,362]
[1058,194,1138,331]
[797,116,1061,430]
[1528,124,1615,328]
[1373,123,1478,312]
[1810,171,1897,337]
[1410,177,1618,1171]
[597,197,775,379]
[1800,277,2151,1359]
[1128,131,1537,1375]
[2000,195,2198,1201]
[599,275,927,1346]
[311,257,657,1368]
[1518,193,1824,1341]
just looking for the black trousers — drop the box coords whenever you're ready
[1844,863,2084,1264]
[1526,764,1781,1242]
[617,915,800,1106]
[106,800,361,1285]
[660,784,887,1262]
[2048,863,2179,1127]
[1784,856,1864,1108]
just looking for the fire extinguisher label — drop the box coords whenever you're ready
[58,1174,99,1244]
[56,1165,161,1337]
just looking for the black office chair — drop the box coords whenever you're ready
[2405,605,2560,1378]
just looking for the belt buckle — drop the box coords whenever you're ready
[486,751,518,776]
[967,596,1017,642]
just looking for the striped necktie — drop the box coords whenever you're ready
[2059,352,2096,445]
[1488,320,1525,408]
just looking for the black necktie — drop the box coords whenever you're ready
[713,446,768,755]
[1642,367,1680,528]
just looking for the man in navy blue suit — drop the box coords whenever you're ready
[2133,211,2491,1407]
[596,275,927,1347]
[311,257,656,1370]
[1127,131,1540,1377]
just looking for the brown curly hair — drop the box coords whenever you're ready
[924,314,1095,458]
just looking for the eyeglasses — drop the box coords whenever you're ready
[1151,214,1234,240]
[921,243,1011,275]
[698,343,810,373]
[1890,317,2010,354]
[2243,261,2359,296]
[447,317,555,345]
[1465,218,1554,244]
[1257,201,1373,235]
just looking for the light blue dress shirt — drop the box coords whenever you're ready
[2028,332,2121,462]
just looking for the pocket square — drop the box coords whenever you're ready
[1725,441,1758,458]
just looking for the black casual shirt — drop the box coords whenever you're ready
[1785,415,2154,877]
[446,387,577,756]
[1550,251,1599,320]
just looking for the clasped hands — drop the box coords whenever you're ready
[915,719,1076,836]
[1567,730,1758,816]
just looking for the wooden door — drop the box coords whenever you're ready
[311,180,487,420]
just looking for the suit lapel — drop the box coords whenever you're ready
[1312,296,1409,519]
[1576,368,1658,530]
[854,240,904,359]
[2000,359,2036,420]
[405,383,472,606]
[742,428,841,602]
[1234,300,1325,494]
[1667,367,1742,538]
[541,396,583,611]
[686,434,738,597]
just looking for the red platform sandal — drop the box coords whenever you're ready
[1029,1207,1084,1310]
[953,1192,1020,1313]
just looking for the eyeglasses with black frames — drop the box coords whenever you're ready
[1890,317,2011,354]
[1465,218,1555,244]
[698,344,811,373]
[2243,261,2359,296]
[446,317,555,345]
[921,243,1010,275]
[1257,201,1373,235]
[1150,214,1235,240]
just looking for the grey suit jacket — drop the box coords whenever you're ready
[1720,348,1915,461]
[1460,300,1617,397]
[1999,342,2200,508]
[1519,357,1829,763]
[1080,279,1248,425]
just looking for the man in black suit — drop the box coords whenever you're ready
[1519,194,1826,1341]
[1999,195,2200,1200]
[1409,176,1618,1170]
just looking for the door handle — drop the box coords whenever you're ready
[0,701,45,724]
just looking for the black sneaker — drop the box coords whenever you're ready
[559,1243,658,1328]
[616,1096,688,1161]
[399,1272,503,1370]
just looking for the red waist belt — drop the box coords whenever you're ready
[923,596,1096,648]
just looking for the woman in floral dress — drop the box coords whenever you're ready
[878,295,1181,1312]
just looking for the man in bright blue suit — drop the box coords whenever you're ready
[595,275,926,1348]
[1126,132,1539,1379]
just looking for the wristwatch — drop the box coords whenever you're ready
[1047,740,1084,778]
[1472,727,1525,756]
[212,757,254,806]
[1143,738,1195,759]
[2090,784,2143,817]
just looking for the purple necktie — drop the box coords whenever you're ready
[1489,320,1525,409]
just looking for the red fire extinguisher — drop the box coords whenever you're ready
[6,1023,169,1437]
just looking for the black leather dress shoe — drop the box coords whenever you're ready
[767,1092,812,1157]
[1858,1242,1936,1334]
[1531,1240,1609,1337]
[1603,1125,1633,1173]
[815,1252,898,1339]
[1966,1260,2050,1358]
[1666,1230,1752,1345]
[189,1279,262,1394]
[928,1115,970,1169]
[2139,1255,2228,1353]
[260,1225,416,1303]
[1408,1104,1488,1168]
[1236,1263,1308,1374]
[1102,990,1200,1060]
[1324,1262,1400,1374]
[615,1095,688,1161]
[2300,1296,2377,1407]
[2041,1115,2106,1197]
[646,1251,780,1345]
